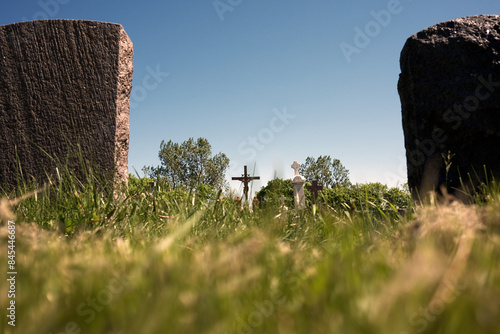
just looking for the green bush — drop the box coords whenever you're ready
[256,178,294,209]
[319,183,410,212]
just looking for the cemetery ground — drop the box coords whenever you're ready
[1,171,500,334]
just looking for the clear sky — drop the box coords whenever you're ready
[1,0,498,196]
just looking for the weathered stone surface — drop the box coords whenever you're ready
[0,20,133,191]
[398,15,500,200]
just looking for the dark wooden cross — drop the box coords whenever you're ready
[307,180,323,204]
[232,165,260,203]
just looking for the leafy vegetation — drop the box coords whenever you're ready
[256,178,295,209]
[298,155,351,188]
[1,167,500,334]
[145,137,230,192]
[256,178,410,215]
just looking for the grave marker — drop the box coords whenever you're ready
[290,161,306,209]
[232,165,260,204]
[0,20,133,191]
[399,15,500,200]
[307,180,323,215]
[279,195,286,207]
[307,180,323,204]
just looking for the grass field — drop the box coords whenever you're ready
[1,173,500,334]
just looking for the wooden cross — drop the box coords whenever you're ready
[232,165,260,203]
[307,180,323,204]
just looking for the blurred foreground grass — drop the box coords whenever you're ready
[1,175,500,334]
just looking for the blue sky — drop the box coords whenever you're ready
[1,0,498,196]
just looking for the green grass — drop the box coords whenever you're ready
[1,173,500,334]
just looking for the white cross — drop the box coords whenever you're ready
[291,161,301,176]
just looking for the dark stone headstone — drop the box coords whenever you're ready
[0,19,133,191]
[398,15,500,200]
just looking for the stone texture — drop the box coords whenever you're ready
[398,15,500,200]
[0,20,133,191]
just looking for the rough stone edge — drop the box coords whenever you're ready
[406,14,500,38]
[114,25,133,189]
[400,14,500,69]
[0,19,125,29]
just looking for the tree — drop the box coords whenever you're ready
[255,178,294,209]
[151,137,230,191]
[299,155,350,188]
